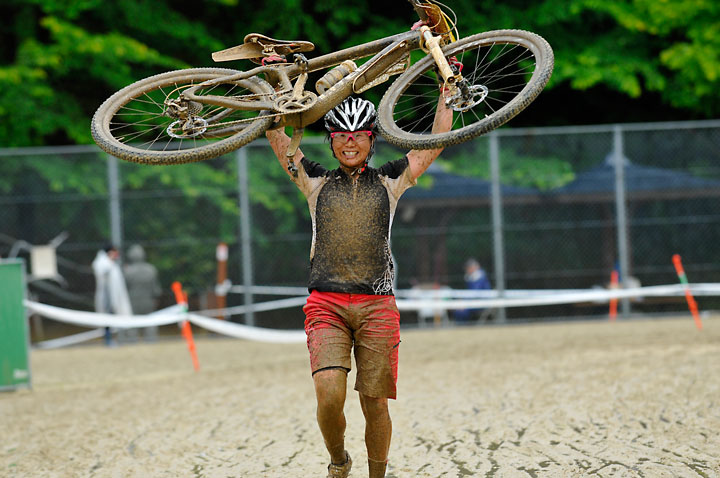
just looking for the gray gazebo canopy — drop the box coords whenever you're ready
[400,157,720,207]
[401,163,538,208]
[548,155,720,202]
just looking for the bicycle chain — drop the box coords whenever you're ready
[193,90,287,131]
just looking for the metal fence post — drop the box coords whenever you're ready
[489,131,507,323]
[613,125,631,317]
[106,154,123,254]
[237,148,255,326]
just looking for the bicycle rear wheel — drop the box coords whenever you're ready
[91,68,274,165]
[377,30,554,150]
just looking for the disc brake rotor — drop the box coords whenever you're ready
[167,117,208,138]
[446,84,489,112]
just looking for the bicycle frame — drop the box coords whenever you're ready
[165,0,463,158]
[91,0,553,165]
[182,30,421,129]
[182,19,460,136]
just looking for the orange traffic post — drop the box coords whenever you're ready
[172,281,201,371]
[608,269,619,321]
[671,254,702,330]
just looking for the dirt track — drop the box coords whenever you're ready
[2,316,719,478]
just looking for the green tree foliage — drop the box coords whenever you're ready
[2,0,718,304]
[446,151,575,191]
[3,0,719,148]
[543,0,720,116]
[1,2,718,218]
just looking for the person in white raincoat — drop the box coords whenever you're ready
[92,245,133,346]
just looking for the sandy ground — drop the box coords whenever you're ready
[1,316,719,478]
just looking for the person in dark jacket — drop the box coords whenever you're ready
[123,244,162,341]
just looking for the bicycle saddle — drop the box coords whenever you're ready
[212,33,315,64]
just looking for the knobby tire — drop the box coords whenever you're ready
[91,68,274,165]
[377,29,554,150]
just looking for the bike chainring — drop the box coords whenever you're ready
[273,91,317,114]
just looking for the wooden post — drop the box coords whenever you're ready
[215,242,229,320]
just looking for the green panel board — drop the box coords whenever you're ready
[0,260,31,391]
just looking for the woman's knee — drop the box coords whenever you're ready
[359,393,389,418]
[314,368,347,412]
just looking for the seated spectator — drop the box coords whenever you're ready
[454,258,491,323]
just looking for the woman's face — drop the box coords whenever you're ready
[331,131,373,173]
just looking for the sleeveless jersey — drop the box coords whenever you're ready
[291,156,416,295]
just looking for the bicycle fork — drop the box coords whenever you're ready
[418,25,461,89]
[419,26,489,112]
[283,54,310,173]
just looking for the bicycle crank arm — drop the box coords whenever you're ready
[292,72,309,100]
[286,127,304,159]
[285,127,304,175]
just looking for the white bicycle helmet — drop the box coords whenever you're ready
[324,97,377,132]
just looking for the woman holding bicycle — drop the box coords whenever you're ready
[266,94,451,478]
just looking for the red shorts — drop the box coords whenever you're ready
[303,290,401,399]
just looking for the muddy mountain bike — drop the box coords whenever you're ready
[91,0,554,165]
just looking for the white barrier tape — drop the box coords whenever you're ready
[25,301,186,328]
[198,283,720,314]
[34,328,106,349]
[24,301,306,345]
[229,285,308,296]
[685,283,720,295]
[186,313,306,344]
[32,305,186,349]
[195,296,308,317]
[396,283,720,311]
[24,283,720,349]
[229,283,720,300]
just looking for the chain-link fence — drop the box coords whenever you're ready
[2,119,719,329]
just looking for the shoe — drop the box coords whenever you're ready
[327,451,352,478]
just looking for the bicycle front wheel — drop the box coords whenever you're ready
[377,30,554,150]
[91,68,275,165]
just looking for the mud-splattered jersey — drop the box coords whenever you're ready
[291,156,416,295]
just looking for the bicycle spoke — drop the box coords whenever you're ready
[104,75,269,150]
[382,30,550,144]
[113,109,162,117]
[482,57,533,89]
[468,105,483,124]
[91,67,278,164]
[142,90,167,111]
[393,101,431,124]
[109,118,165,135]
[117,124,167,144]
[137,130,171,150]
[143,128,168,151]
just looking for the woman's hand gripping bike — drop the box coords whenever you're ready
[91,0,554,165]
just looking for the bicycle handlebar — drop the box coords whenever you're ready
[408,0,455,42]
[408,0,430,22]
